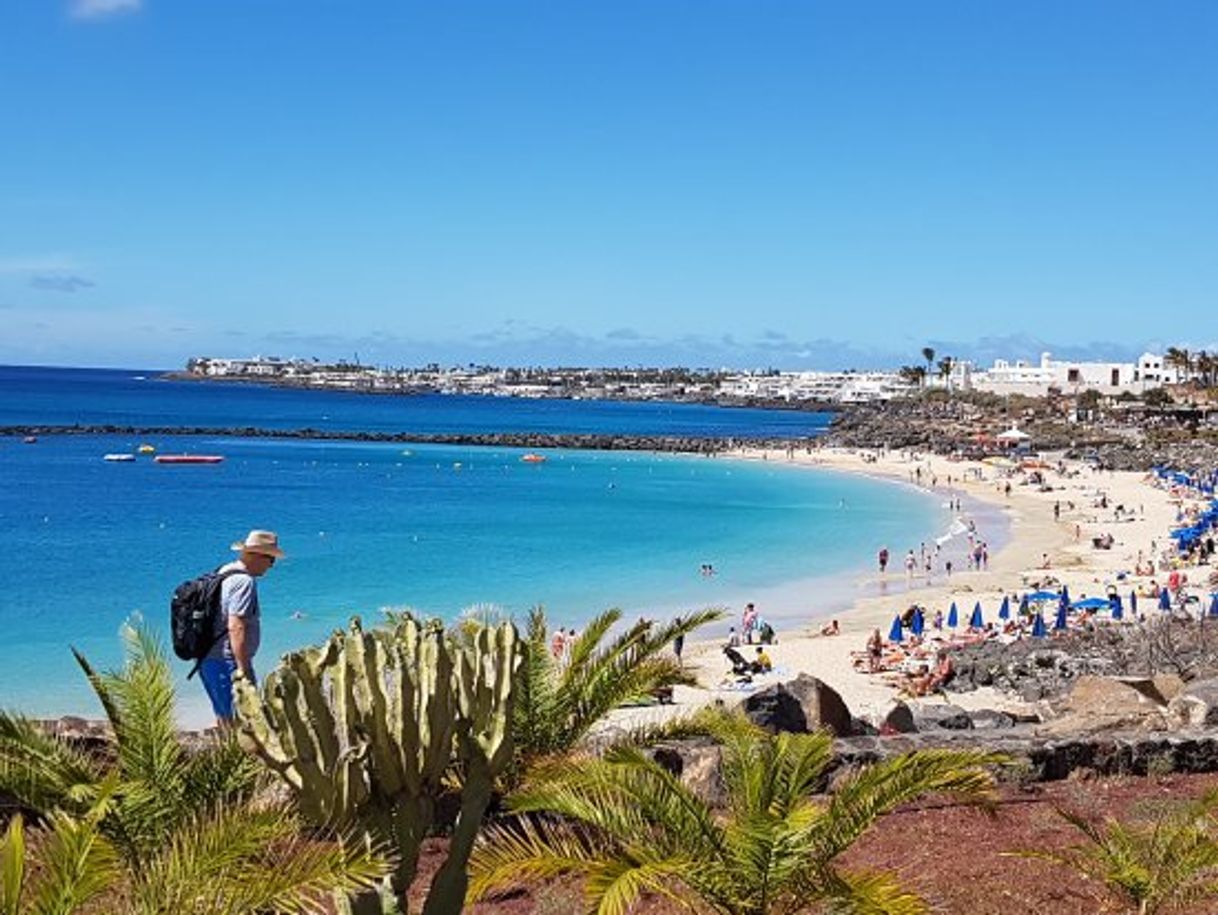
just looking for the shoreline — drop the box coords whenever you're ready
[609,444,1184,730]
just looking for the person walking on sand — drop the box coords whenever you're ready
[199,530,283,725]
[742,603,759,644]
[878,547,889,574]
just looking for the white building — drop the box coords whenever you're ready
[964,351,1176,396]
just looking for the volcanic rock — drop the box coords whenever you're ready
[738,673,853,737]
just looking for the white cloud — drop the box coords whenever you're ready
[69,0,142,21]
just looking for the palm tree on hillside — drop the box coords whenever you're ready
[469,711,1003,914]
[1165,346,1193,382]
[1195,350,1215,388]
[0,625,389,913]
[512,606,722,768]
[921,346,936,380]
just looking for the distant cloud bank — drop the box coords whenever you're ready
[69,0,141,21]
[29,274,96,293]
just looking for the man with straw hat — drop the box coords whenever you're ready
[198,530,284,724]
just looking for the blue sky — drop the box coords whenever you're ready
[1,1,1215,369]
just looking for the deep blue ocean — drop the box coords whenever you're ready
[0,365,944,722]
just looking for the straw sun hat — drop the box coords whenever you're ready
[230,529,285,559]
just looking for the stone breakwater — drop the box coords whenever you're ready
[0,424,812,453]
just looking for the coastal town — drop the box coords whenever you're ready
[184,346,1209,405]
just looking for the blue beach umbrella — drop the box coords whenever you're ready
[911,607,925,636]
[1210,594,1218,618]
[1060,585,1071,605]
[970,602,983,629]
[1111,596,1123,621]
[1019,594,1030,615]
[947,602,959,628]
[888,615,904,643]
[999,596,1011,620]
[1027,590,1060,603]
[1054,601,1068,631]
[1072,598,1112,610]
[1032,613,1047,638]
[1160,589,1172,612]
[1130,591,1138,614]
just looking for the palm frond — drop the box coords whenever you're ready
[227,827,392,915]
[1012,800,1218,915]
[0,815,25,915]
[179,731,264,812]
[514,606,563,758]
[467,818,605,903]
[481,712,991,915]
[104,624,185,787]
[809,749,1003,862]
[562,608,623,679]
[24,806,122,915]
[812,866,930,915]
[0,712,103,818]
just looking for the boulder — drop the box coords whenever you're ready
[649,738,726,807]
[1038,675,1168,737]
[913,704,974,732]
[969,709,1017,730]
[877,701,917,735]
[738,674,853,737]
[1167,678,1218,729]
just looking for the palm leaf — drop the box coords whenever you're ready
[24,806,122,915]
[480,710,1000,915]
[813,867,929,915]
[0,712,103,818]
[0,815,25,915]
[808,749,1002,863]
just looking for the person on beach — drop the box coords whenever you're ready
[673,631,685,664]
[904,550,916,580]
[727,626,740,648]
[878,547,889,573]
[911,649,954,696]
[820,619,840,636]
[866,628,883,672]
[551,627,566,661]
[752,646,773,674]
[742,603,758,644]
[200,530,283,725]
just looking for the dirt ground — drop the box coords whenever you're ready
[414,772,1218,914]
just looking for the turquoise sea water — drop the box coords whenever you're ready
[0,366,945,721]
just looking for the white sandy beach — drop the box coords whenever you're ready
[607,445,1200,732]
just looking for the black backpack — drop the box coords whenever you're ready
[170,568,242,678]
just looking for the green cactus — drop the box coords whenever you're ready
[235,615,521,915]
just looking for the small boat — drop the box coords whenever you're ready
[138,444,156,454]
[155,454,225,465]
[22,436,37,444]
[520,453,547,464]
[103,453,136,462]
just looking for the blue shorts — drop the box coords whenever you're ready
[198,658,255,721]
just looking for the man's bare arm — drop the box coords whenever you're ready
[228,615,252,676]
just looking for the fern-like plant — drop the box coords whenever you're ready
[1009,790,1218,915]
[470,711,1003,914]
[0,624,391,913]
[513,606,722,766]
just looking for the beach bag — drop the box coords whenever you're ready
[170,568,241,676]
